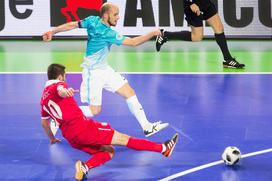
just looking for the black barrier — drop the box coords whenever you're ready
[0,0,33,31]
[158,0,184,26]
[0,0,4,31]
[123,0,271,28]
[0,0,271,38]
[124,0,185,27]
[224,0,272,27]
[259,0,272,27]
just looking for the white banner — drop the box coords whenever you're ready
[0,0,271,37]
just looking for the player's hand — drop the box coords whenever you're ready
[66,88,79,97]
[42,31,53,42]
[190,4,202,16]
[153,29,162,36]
[50,137,61,144]
[61,88,79,97]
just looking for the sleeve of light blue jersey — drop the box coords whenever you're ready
[78,16,96,29]
[106,29,125,46]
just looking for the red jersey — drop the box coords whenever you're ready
[40,80,86,138]
[40,80,115,154]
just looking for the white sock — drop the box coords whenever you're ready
[79,106,93,117]
[126,95,150,129]
[161,144,166,153]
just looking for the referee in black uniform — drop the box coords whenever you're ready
[156,0,245,69]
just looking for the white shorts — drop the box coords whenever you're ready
[80,66,128,105]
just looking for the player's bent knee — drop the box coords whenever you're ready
[108,148,115,158]
[99,146,115,159]
[124,84,136,97]
[90,106,101,115]
[101,145,115,158]
[116,83,136,98]
[108,146,115,156]
[92,110,100,115]
[127,90,136,98]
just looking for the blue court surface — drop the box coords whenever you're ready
[0,73,271,181]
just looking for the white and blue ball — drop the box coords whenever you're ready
[222,146,241,165]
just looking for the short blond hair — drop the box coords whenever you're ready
[100,2,117,17]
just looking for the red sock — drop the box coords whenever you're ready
[127,137,163,153]
[85,151,112,169]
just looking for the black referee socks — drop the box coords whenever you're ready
[164,31,192,41]
[215,32,233,60]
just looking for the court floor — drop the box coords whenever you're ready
[0,40,271,180]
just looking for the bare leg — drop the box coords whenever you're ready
[190,26,204,42]
[206,13,224,34]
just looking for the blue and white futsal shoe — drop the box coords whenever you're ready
[144,121,169,137]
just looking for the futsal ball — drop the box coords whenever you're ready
[222,146,241,165]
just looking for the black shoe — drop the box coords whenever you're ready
[223,58,245,69]
[156,29,167,52]
[162,133,179,157]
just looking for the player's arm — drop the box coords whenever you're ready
[57,85,79,98]
[42,21,79,42]
[122,29,162,47]
[41,118,61,144]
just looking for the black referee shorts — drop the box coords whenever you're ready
[184,2,217,27]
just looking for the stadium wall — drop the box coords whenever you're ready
[0,0,271,39]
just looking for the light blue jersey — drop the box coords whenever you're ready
[79,16,125,69]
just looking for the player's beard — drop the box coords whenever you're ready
[108,17,116,26]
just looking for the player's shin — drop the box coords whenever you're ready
[126,137,163,153]
[85,151,112,169]
[126,95,149,129]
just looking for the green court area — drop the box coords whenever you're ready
[0,40,271,73]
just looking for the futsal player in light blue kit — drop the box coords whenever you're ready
[43,2,169,137]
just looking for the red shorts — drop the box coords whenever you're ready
[64,119,115,155]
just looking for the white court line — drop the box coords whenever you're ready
[159,148,272,181]
[1,72,272,74]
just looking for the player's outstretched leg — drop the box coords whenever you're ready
[124,132,179,157]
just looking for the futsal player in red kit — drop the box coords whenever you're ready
[40,63,179,180]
